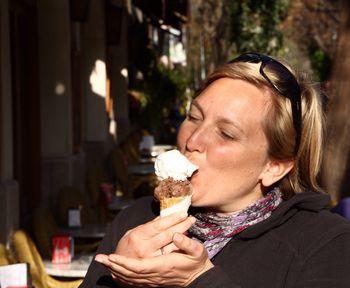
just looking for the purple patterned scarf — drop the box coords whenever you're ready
[188,187,283,259]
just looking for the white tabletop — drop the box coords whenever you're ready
[44,254,93,278]
[150,145,175,157]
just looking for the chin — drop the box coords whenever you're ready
[190,193,199,206]
[190,194,207,207]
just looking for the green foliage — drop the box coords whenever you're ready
[143,64,187,112]
[308,43,332,82]
[133,64,188,143]
[229,0,291,55]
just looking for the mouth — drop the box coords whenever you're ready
[189,169,198,180]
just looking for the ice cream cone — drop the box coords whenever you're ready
[159,195,192,217]
[160,196,186,210]
[154,149,198,217]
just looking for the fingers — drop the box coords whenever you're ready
[115,212,196,260]
[172,233,204,257]
[97,246,211,288]
[151,216,160,222]
[102,254,163,281]
[107,260,161,287]
[95,254,109,263]
[117,213,195,257]
[161,242,178,254]
[109,254,153,274]
[128,212,187,241]
[152,215,196,249]
[150,212,189,235]
[96,254,151,285]
[172,233,214,281]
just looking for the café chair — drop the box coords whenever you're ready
[0,243,16,266]
[86,165,109,213]
[0,244,8,266]
[11,229,82,288]
[57,186,98,226]
[32,204,58,259]
[108,145,129,195]
[32,204,99,259]
[121,136,140,165]
[108,145,157,198]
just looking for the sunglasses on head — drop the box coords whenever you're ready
[229,52,302,155]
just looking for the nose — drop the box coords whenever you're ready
[185,124,208,153]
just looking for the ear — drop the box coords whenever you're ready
[260,159,294,187]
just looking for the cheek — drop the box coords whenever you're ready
[200,147,259,187]
[193,148,233,186]
[207,146,233,169]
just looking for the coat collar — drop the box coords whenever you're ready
[235,191,331,239]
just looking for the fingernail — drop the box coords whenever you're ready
[94,255,103,263]
[189,216,196,224]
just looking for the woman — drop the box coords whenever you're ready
[80,53,350,287]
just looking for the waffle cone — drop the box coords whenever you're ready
[160,196,186,210]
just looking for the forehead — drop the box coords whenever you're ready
[195,78,271,123]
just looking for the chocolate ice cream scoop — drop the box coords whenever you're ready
[154,150,198,217]
[154,177,192,200]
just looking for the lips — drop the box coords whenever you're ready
[189,169,198,180]
[183,153,199,179]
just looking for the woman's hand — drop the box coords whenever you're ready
[114,211,196,258]
[94,211,196,277]
[95,232,214,287]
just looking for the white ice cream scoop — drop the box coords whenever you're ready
[154,149,198,181]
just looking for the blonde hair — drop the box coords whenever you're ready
[199,60,326,198]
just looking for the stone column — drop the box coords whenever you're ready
[0,0,20,244]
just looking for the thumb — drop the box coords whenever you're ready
[172,233,204,257]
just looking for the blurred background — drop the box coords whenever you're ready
[1,0,350,278]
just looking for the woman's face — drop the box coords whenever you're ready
[177,78,273,213]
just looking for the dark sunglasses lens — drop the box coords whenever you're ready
[262,61,302,153]
[230,53,261,64]
[262,61,299,99]
[229,53,302,154]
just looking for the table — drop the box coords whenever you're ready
[139,145,175,162]
[150,144,175,157]
[108,196,135,212]
[44,254,93,278]
[59,223,106,239]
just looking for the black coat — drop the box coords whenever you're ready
[80,192,350,287]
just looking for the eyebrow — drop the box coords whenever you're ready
[190,99,203,114]
[190,99,246,135]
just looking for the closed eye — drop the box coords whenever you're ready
[187,100,203,122]
[220,130,236,140]
[187,113,202,122]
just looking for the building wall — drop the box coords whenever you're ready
[38,0,72,156]
[82,0,108,144]
[38,0,87,210]
[39,0,126,211]
[81,0,130,173]
[1,0,13,180]
[81,0,111,174]
[108,5,130,143]
[0,0,19,244]
[0,0,130,241]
